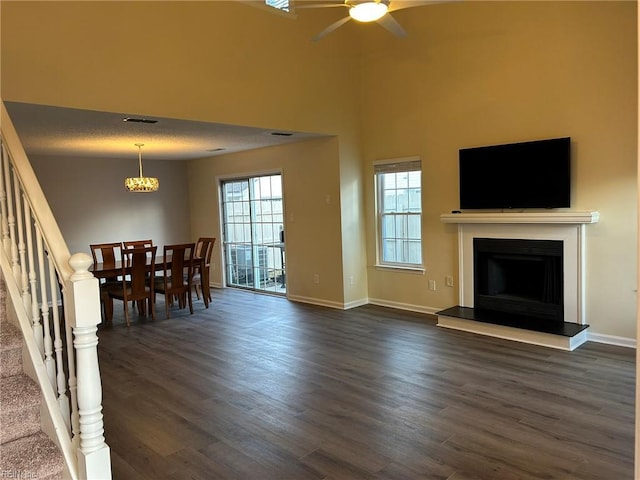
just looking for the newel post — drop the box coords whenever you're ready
[67,252,112,480]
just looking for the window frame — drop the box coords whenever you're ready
[374,156,424,271]
[264,0,290,13]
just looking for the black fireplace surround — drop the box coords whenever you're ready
[473,237,563,322]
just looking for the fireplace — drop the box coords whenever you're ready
[473,238,563,322]
[437,211,599,350]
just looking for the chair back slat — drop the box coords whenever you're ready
[157,243,195,318]
[90,242,121,270]
[127,246,156,295]
[192,237,216,307]
[112,245,157,326]
[196,237,216,266]
[123,240,153,266]
[123,239,153,249]
[163,243,195,288]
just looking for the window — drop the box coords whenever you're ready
[375,158,422,267]
[265,0,289,12]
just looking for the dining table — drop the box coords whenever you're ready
[90,254,204,278]
[90,253,205,324]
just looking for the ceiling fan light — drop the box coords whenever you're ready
[349,2,388,22]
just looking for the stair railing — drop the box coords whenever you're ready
[0,101,112,480]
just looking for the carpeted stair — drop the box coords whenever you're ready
[0,281,65,479]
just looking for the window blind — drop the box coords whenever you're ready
[374,159,421,174]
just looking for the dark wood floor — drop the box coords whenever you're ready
[97,288,635,480]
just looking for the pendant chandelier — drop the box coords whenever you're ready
[125,143,159,193]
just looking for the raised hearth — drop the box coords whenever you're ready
[438,211,599,350]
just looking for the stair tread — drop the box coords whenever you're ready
[0,431,65,479]
[0,321,22,351]
[0,374,40,411]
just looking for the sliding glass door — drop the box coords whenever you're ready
[221,174,285,295]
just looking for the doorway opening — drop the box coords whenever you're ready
[221,174,286,295]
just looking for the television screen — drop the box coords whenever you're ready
[459,137,571,209]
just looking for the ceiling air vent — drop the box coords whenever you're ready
[123,117,158,124]
[206,148,226,152]
[271,132,293,137]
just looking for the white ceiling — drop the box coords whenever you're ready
[4,101,328,161]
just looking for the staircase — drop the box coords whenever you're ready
[0,280,65,479]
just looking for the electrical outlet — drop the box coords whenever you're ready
[348,275,354,286]
[428,280,436,291]
[445,275,454,287]
[313,273,320,284]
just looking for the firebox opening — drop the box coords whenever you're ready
[474,238,563,322]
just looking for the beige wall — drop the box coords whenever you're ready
[361,1,637,340]
[0,1,362,132]
[29,155,191,255]
[2,1,637,341]
[188,138,346,306]
[1,0,367,308]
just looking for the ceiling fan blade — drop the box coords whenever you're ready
[388,0,454,13]
[376,13,407,38]
[295,2,349,9]
[312,16,352,41]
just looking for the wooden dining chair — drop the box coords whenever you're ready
[123,239,153,264]
[89,242,122,324]
[191,237,216,308]
[109,245,157,327]
[123,239,156,293]
[154,243,195,319]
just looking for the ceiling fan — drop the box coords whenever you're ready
[297,0,449,41]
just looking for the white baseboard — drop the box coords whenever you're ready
[343,298,369,310]
[287,294,345,310]
[368,298,440,316]
[212,285,637,349]
[587,332,636,349]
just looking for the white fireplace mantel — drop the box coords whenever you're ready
[440,210,599,225]
[438,210,600,350]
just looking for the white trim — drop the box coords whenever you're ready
[452,222,591,325]
[343,298,369,310]
[440,210,600,224]
[374,157,423,267]
[368,297,440,316]
[587,332,636,349]
[215,169,285,292]
[215,287,636,349]
[374,264,425,274]
[287,294,345,310]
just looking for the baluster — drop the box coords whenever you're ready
[14,182,29,309]
[67,253,111,479]
[31,229,46,355]
[25,209,38,329]
[66,323,80,447]
[64,246,80,445]
[37,233,54,379]
[48,255,71,431]
[4,162,19,284]
[0,143,10,256]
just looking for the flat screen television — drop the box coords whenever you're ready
[459,137,571,209]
